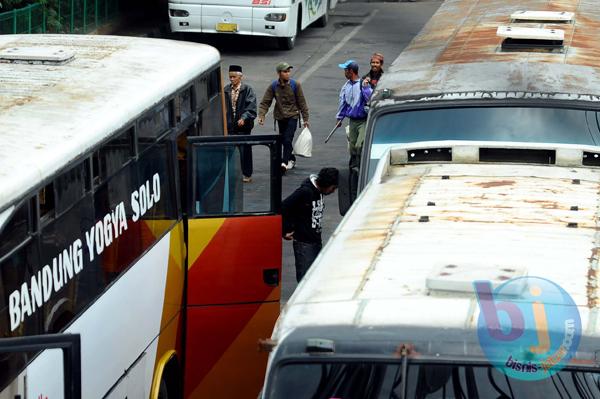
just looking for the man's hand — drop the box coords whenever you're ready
[283,232,294,240]
[362,77,371,87]
[258,116,265,126]
[335,119,343,128]
[237,119,245,127]
[303,120,310,128]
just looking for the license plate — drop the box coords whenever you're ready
[216,23,238,32]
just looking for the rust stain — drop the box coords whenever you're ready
[587,268,599,308]
[474,180,515,188]
[386,0,600,98]
[523,199,559,209]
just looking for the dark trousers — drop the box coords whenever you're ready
[231,130,253,177]
[293,240,322,282]
[277,118,297,165]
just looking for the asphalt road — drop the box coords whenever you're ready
[125,0,442,301]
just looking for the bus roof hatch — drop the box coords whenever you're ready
[0,46,74,64]
[497,26,564,50]
[511,10,574,23]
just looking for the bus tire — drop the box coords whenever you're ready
[158,378,169,399]
[315,1,329,28]
[278,36,296,50]
[156,357,181,399]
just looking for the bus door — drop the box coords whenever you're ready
[184,134,281,399]
[0,334,81,399]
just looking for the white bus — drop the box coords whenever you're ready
[262,0,600,396]
[168,0,338,50]
[0,34,284,399]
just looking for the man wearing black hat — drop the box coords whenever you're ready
[224,65,257,182]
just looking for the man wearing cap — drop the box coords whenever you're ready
[362,52,384,89]
[335,60,373,170]
[224,65,257,182]
[257,62,309,173]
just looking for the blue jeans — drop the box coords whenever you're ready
[293,240,322,282]
[277,118,297,165]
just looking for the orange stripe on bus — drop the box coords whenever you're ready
[186,302,279,399]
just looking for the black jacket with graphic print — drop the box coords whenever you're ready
[282,176,324,244]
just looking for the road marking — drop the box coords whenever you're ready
[296,9,379,84]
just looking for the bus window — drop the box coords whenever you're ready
[55,162,87,216]
[137,138,178,222]
[0,239,40,388]
[191,145,242,215]
[189,139,278,216]
[198,68,224,137]
[268,361,600,398]
[0,200,32,259]
[94,128,135,184]
[195,75,209,111]
[138,102,173,148]
[207,68,220,100]
[38,183,55,223]
[178,86,193,123]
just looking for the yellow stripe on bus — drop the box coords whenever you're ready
[187,218,226,269]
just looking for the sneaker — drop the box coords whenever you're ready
[281,162,287,174]
[242,176,252,183]
[286,160,296,170]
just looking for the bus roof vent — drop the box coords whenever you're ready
[426,264,528,295]
[497,26,564,50]
[511,10,574,23]
[0,47,74,64]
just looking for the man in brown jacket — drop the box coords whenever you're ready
[257,62,309,173]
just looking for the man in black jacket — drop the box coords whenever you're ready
[224,65,257,182]
[282,167,339,282]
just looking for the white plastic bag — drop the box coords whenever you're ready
[293,126,313,158]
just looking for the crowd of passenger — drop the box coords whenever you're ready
[223,53,384,282]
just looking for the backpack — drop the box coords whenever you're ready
[271,79,298,97]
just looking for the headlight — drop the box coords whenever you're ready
[170,9,189,17]
[265,13,287,22]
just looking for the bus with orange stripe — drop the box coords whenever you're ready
[0,34,281,398]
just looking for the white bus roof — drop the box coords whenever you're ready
[275,142,600,341]
[0,34,220,210]
[375,0,600,105]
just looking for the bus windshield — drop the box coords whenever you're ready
[268,360,600,398]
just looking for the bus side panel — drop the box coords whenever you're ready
[24,233,173,398]
[152,221,187,391]
[184,215,281,398]
[184,302,279,398]
[187,215,282,306]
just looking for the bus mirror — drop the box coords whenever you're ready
[338,167,357,216]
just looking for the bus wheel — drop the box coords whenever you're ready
[278,35,296,50]
[315,2,329,27]
[158,378,169,399]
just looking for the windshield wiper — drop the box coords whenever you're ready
[487,367,512,399]
[400,345,409,399]
[388,345,410,399]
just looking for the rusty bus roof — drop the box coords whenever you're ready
[0,35,219,210]
[375,0,600,105]
[274,142,600,341]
